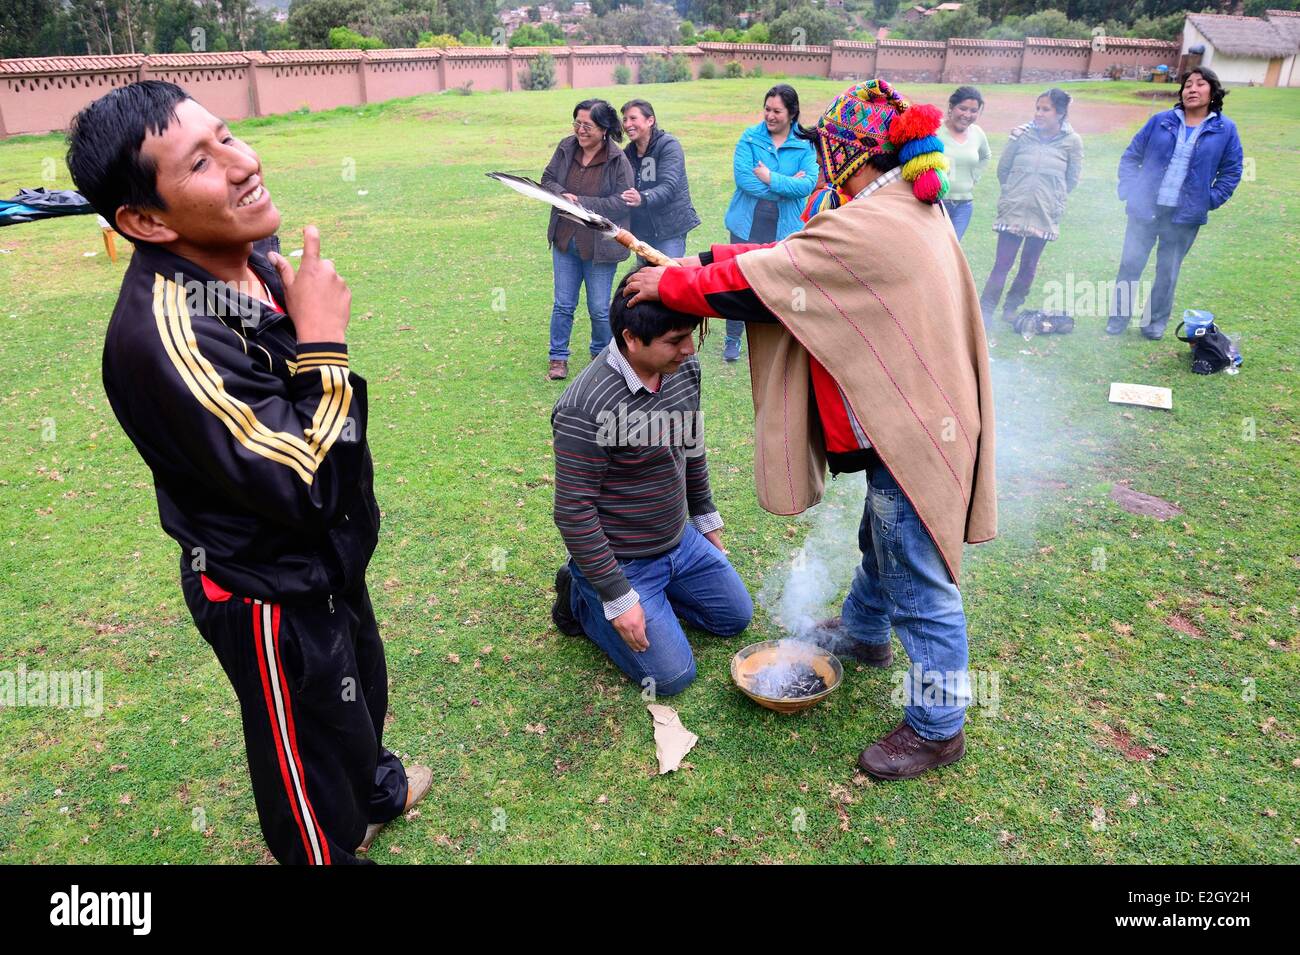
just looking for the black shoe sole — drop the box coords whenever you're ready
[552,566,583,636]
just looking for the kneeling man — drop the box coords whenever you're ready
[551,270,752,695]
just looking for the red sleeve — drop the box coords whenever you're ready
[660,259,752,317]
[709,241,778,264]
[659,258,779,326]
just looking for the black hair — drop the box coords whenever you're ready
[574,98,624,143]
[867,151,901,174]
[66,80,190,237]
[1037,87,1071,120]
[764,83,816,140]
[612,268,702,349]
[621,98,656,122]
[948,86,984,111]
[1180,66,1227,114]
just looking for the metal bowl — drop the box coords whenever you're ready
[731,639,843,714]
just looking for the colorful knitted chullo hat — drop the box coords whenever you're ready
[805,77,949,217]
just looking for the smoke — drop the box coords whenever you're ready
[746,642,829,699]
[758,473,867,640]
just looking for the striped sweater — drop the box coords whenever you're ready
[552,343,722,618]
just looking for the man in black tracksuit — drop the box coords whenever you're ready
[67,81,429,864]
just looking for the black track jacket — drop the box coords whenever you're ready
[101,242,379,601]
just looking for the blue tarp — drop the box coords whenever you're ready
[0,188,94,226]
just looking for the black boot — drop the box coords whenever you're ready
[552,565,584,636]
[1141,318,1168,341]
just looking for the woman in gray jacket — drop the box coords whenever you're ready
[541,99,634,380]
[620,99,701,266]
[979,88,1084,336]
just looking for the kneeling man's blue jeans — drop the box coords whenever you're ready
[568,525,753,696]
[841,463,971,740]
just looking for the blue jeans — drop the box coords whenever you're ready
[550,238,615,361]
[568,525,753,697]
[1110,208,1201,334]
[634,233,687,269]
[943,199,974,240]
[840,462,970,740]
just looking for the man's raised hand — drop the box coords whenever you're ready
[269,225,351,343]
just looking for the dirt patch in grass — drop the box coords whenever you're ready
[1110,482,1183,520]
[1100,723,1156,761]
[1165,613,1204,638]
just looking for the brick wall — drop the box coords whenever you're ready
[0,38,1181,138]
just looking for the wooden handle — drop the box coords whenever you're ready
[614,229,680,267]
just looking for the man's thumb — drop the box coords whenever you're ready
[268,251,293,286]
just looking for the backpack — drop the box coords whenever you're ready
[1175,315,1242,375]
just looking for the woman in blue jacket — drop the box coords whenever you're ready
[1107,67,1243,341]
[721,84,818,361]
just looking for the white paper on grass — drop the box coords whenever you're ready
[647,704,698,774]
[1109,382,1172,410]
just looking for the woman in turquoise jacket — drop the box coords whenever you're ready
[721,83,818,361]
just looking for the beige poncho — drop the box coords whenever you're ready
[735,176,997,582]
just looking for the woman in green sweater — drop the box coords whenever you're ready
[937,86,990,241]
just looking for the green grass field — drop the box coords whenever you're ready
[1,79,1296,863]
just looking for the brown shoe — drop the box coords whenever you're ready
[357,764,433,853]
[547,360,568,380]
[811,617,893,667]
[858,722,965,781]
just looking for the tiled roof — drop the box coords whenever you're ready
[1023,37,1091,48]
[144,52,252,67]
[0,54,145,74]
[877,39,947,49]
[439,47,512,58]
[948,38,1023,48]
[362,48,443,61]
[261,49,365,63]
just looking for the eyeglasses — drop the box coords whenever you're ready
[572,121,597,133]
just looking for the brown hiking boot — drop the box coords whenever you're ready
[858,721,965,781]
[357,764,433,853]
[547,360,568,380]
[811,617,893,667]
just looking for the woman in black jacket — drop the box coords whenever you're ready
[540,99,634,380]
[619,99,701,266]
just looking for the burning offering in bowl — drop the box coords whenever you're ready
[731,639,843,714]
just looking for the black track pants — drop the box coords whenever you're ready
[181,569,408,865]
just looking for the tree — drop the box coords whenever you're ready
[509,22,564,45]
[907,5,992,40]
[521,49,557,88]
[767,4,850,44]
[287,0,368,49]
[873,0,900,20]
[0,0,57,57]
[328,24,383,48]
[1016,9,1092,39]
[582,2,681,44]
